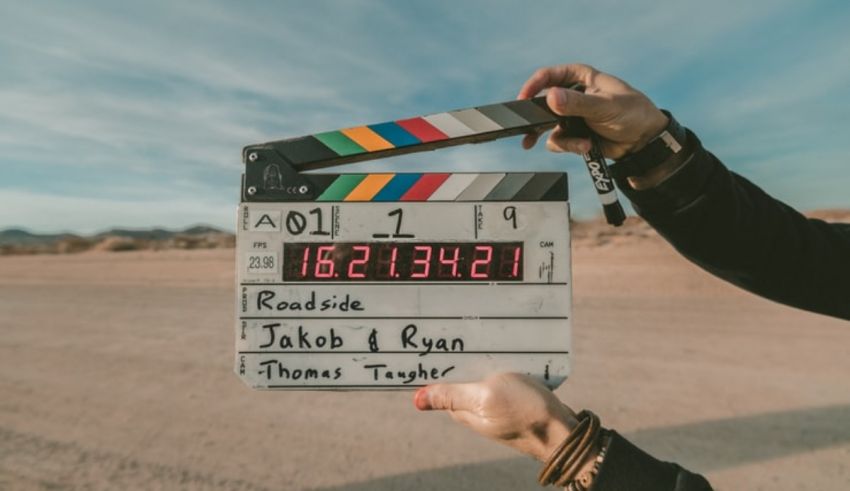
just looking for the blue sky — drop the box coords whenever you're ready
[1,0,848,233]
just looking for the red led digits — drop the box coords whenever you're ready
[470,245,493,279]
[497,245,522,278]
[315,245,335,278]
[389,246,399,278]
[348,245,370,279]
[284,242,522,282]
[410,245,432,278]
[300,246,310,278]
[376,244,399,279]
[438,246,460,278]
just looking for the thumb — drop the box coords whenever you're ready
[414,383,477,411]
[546,87,600,119]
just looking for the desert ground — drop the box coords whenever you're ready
[1,221,848,490]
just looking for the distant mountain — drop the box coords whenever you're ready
[0,225,234,254]
[0,228,81,246]
[93,225,227,240]
[181,225,226,235]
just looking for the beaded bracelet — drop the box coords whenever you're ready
[569,431,612,491]
[538,410,610,489]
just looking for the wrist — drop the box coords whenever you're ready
[626,157,686,190]
[622,109,669,156]
[532,407,579,462]
[612,111,692,190]
[537,410,606,488]
[626,129,696,190]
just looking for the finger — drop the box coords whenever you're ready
[414,383,478,411]
[545,87,600,119]
[521,133,539,149]
[521,127,545,149]
[517,64,596,99]
[546,131,591,155]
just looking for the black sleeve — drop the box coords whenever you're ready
[616,130,850,320]
[591,432,712,491]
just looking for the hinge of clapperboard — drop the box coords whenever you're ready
[241,88,623,224]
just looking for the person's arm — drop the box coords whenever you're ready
[415,373,713,491]
[518,63,850,320]
[616,134,850,319]
[593,432,712,491]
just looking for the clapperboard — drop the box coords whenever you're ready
[235,97,572,390]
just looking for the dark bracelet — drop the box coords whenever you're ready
[609,110,688,180]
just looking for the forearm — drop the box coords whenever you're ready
[590,432,712,491]
[617,130,850,320]
[535,414,712,490]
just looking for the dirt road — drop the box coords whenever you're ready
[1,235,848,490]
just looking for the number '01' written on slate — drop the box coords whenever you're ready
[235,171,572,390]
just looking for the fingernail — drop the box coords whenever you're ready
[553,88,567,108]
[414,388,431,410]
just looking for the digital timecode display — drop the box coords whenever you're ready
[283,242,523,282]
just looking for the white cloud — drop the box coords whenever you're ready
[0,0,847,233]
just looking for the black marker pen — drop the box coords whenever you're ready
[557,84,626,227]
[582,133,625,226]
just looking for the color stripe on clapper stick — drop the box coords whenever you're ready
[311,172,567,202]
[256,98,561,171]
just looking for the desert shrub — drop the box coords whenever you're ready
[93,236,144,252]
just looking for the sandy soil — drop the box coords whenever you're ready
[1,228,848,490]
